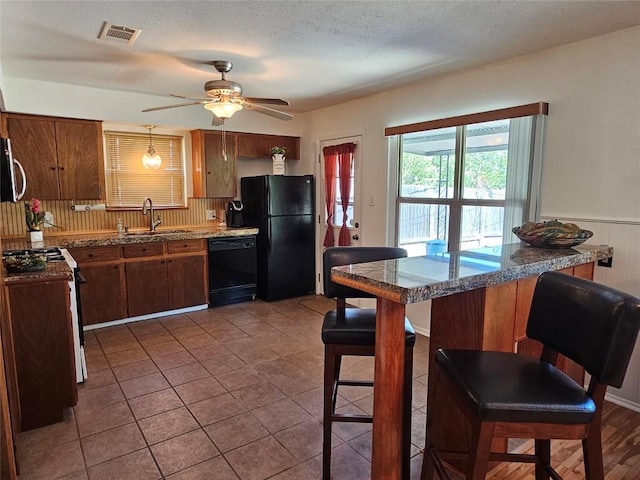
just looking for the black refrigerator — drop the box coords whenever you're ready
[241,175,315,301]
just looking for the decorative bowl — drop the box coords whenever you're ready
[512,220,593,249]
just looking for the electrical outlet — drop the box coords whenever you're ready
[206,209,217,221]
[43,211,54,228]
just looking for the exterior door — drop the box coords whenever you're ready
[317,135,363,293]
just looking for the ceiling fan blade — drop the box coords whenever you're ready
[170,93,210,101]
[142,100,208,112]
[243,97,290,106]
[243,103,294,121]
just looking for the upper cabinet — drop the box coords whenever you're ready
[191,130,237,198]
[192,130,300,199]
[4,113,104,200]
[236,133,299,160]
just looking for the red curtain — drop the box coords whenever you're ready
[322,143,356,247]
[322,146,338,247]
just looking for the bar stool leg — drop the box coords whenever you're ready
[323,344,336,480]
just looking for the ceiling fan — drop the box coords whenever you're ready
[142,60,293,125]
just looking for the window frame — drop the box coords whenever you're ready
[103,130,187,210]
[389,103,548,254]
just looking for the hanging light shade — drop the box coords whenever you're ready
[142,125,162,169]
[204,97,243,119]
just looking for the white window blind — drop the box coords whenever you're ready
[104,131,186,208]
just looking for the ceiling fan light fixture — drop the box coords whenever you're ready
[204,101,243,119]
[142,125,162,169]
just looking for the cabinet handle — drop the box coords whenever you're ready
[58,166,65,171]
[88,253,94,257]
[49,166,57,170]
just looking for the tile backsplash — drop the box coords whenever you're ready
[1,198,229,237]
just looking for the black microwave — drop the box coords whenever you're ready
[0,138,26,203]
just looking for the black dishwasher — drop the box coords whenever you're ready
[208,236,257,307]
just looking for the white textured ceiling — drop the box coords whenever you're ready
[1,1,639,113]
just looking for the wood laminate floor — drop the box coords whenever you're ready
[14,294,640,479]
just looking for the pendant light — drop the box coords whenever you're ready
[142,125,162,169]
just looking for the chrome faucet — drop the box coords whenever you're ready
[142,197,162,231]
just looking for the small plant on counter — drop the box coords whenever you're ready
[24,198,46,231]
[270,146,286,155]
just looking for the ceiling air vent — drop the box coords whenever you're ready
[98,22,141,45]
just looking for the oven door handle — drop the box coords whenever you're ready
[75,270,88,284]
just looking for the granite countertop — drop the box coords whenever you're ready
[3,225,258,283]
[4,261,73,284]
[331,242,614,304]
[2,225,258,251]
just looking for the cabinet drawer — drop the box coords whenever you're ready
[167,239,204,254]
[123,242,165,258]
[69,246,121,263]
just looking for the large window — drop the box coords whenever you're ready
[389,103,547,256]
[104,131,186,209]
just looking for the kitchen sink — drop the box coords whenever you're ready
[125,229,193,236]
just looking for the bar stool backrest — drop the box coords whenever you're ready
[527,271,640,388]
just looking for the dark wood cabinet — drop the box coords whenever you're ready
[6,280,76,431]
[167,254,208,309]
[79,263,126,326]
[191,130,237,198]
[72,240,207,324]
[126,259,170,317]
[237,132,300,160]
[68,245,126,327]
[4,113,104,200]
[192,129,300,198]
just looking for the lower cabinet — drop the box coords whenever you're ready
[168,255,208,309]
[7,279,76,431]
[70,239,208,325]
[79,263,127,325]
[126,259,170,317]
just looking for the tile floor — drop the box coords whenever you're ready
[15,295,431,480]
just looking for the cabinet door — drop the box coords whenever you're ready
[167,254,208,309]
[126,260,170,317]
[268,136,300,160]
[204,132,236,198]
[7,117,60,199]
[7,281,75,431]
[237,133,269,158]
[79,263,126,326]
[55,121,103,199]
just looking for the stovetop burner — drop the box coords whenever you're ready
[2,247,65,262]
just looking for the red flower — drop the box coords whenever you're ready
[30,198,41,214]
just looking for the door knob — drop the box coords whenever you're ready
[352,234,359,240]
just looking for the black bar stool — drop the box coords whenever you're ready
[322,246,416,480]
[421,271,640,480]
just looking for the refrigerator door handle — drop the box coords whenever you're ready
[266,221,271,254]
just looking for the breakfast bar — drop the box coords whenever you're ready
[331,242,614,480]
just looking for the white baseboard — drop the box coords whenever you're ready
[413,325,430,338]
[83,304,208,331]
[604,392,640,413]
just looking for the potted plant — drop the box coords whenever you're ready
[24,198,46,244]
[270,146,286,175]
[270,146,286,155]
